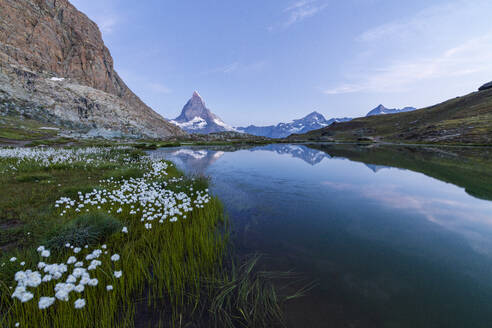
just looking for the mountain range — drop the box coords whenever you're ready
[237,112,352,138]
[169,92,420,138]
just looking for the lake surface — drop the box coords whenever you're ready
[152,143,492,328]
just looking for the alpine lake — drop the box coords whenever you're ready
[152,143,492,328]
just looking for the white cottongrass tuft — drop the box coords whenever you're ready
[74,298,86,309]
[38,297,55,310]
[40,250,51,258]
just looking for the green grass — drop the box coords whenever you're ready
[45,213,122,251]
[103,167,145,180]
[0,146,291,327]
[15,172,53,182]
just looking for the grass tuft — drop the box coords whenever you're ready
[45,212,122,251]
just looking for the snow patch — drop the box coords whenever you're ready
[170,117,208,130]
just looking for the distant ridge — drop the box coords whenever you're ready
[366,104,417,117]
[237,112,352,138]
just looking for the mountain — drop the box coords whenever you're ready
[0,0,184,138]
[251,144,331,165]
[366,104,417,117]
[288,86,492,145]
[170,91,234,134]
[237,111,352,138]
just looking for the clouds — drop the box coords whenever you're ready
[269,0,328,30]
[324,0,492,95]
[202,61,267,75]
[324,33,492,94]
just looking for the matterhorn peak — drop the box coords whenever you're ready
[192,90,202,99]
[170,91,235,134]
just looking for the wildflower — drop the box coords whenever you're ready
[10,257,17,262]
[122,226,128,233]
[37,246,45,252]
[40,250,51,258]
[114,271,122,279]
[20,262,25,266]
[88,278,98,286]
[67,256,77,264]
[38,297,55,310]
[111,254,120,262]
[74,298,86,309]
[106,285,113,291]
[73,247,81,254]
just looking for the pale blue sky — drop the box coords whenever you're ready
[71,0,492,126]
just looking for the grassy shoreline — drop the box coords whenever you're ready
[0,146,290,327]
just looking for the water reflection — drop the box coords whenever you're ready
[152,143,492,328]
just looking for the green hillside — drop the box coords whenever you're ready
[289,88,492,145]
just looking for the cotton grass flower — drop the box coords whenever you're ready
[38,297,55,309]
[74,298,86,309]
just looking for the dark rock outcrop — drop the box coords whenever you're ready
[478,81,492,91]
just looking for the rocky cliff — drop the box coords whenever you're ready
[0,0,184,138]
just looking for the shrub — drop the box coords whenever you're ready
[45,212,122,250]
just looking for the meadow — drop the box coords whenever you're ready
[0,146,288,327]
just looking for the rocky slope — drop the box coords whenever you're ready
[0,0,184,138]
[170,91,234,134]
[366,104,416,117]
[237,111,352,138]
[289,86,492,145]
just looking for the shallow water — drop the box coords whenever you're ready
[152,144,492,328]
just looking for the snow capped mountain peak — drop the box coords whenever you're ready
[192,91,203,101]
[170,92,235,134]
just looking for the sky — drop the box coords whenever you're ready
[70,0,492,126]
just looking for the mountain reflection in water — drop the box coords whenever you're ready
[151,143,492,328]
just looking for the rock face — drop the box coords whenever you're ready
[0,0,184,138]
[366,104,416,117]
[479,81,492,91]
[237,111,352,138]
[170,91,234,134]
